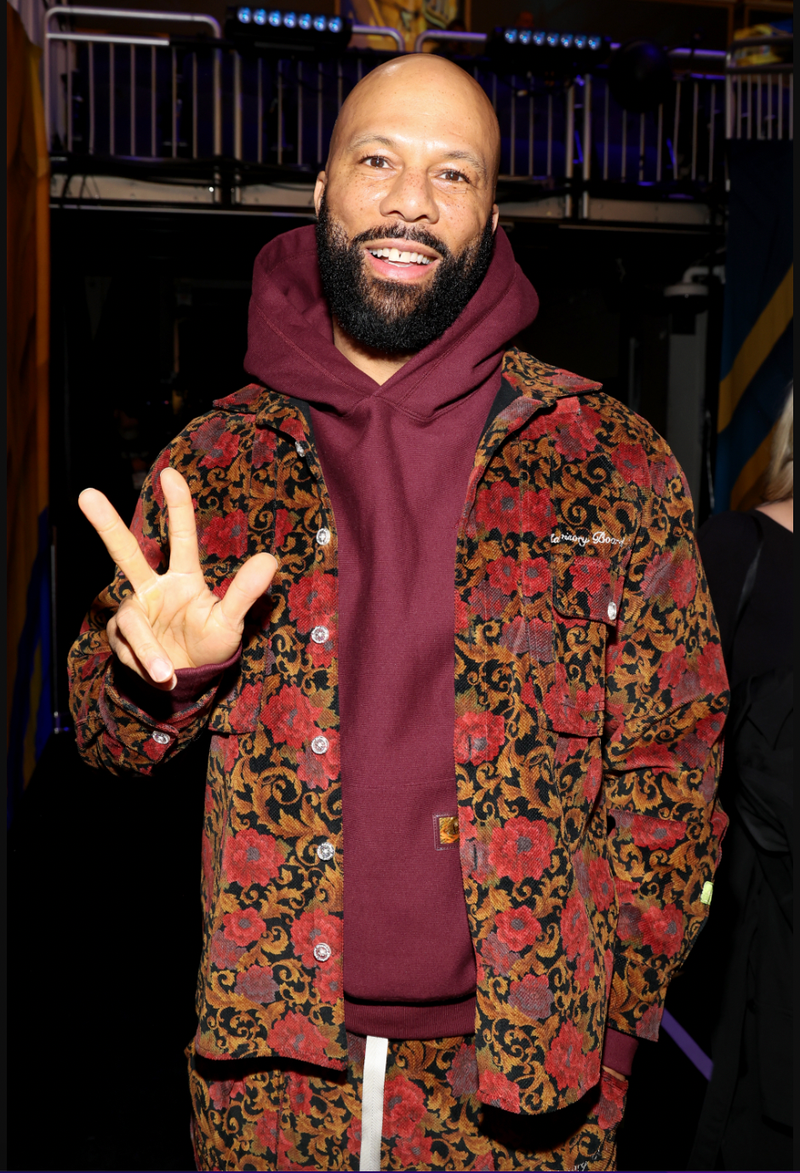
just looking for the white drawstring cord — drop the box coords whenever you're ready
[359,1036,389,1172]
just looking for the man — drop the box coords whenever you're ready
[69,54,728,1171]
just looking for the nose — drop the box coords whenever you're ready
[378,166,439,225]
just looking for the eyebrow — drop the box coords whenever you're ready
[347,134,488,181]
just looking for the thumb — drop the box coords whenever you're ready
[218,552,278,631]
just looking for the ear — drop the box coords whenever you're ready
[491,203,500,233]
[314,172,327,216]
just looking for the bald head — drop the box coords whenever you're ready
[326,54,501,195]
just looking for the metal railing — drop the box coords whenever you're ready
[725,34,793,141]
[44,7,223,155]
[45,7,405,161]
[355,25,405,52]
[487,70,729,185]
[414,29,486,53]
[45,11,793,192]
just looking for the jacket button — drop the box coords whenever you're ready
[607,601,618,621]
[311,625,329,644]
[316,841,335,861]
[310,735,329,755]
[313,942,332,962]
[316,527,331,546]
[295,441,306,457]
[151,730,171,745]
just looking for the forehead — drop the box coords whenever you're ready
[333,63,498,172]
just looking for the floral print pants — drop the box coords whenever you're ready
[188,1033,627,1171]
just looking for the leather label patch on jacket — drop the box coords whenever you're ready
[434,814,460,850]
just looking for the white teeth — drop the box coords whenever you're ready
[368,247,432,265]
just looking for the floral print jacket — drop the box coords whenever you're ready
[68,349,728,1118]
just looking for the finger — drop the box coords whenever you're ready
[79,488,157,595]
[110,625,178,691]
[217,553,278,632]
[107,616,140,673]
[114,598,177,686]
[160,468,202,577]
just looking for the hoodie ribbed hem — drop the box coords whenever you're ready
[344,994,477,1041]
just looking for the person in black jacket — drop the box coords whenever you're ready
[690,387,793,1171]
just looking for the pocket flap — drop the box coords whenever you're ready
[552,551,626,623]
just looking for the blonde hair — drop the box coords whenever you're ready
[763,385,793,501]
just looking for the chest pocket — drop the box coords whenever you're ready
[545,548,629,737]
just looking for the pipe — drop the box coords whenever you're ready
[414,29,486,54]
[350,23,405,52]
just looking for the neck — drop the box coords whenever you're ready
[332,318,413,386]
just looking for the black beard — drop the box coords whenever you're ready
[315,196,496,356]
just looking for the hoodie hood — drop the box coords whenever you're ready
[244,223,538,416]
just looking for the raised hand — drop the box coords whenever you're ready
[78,467,277,690]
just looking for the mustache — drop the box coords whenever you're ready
[349,224,452,262]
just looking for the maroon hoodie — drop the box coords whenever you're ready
[245,224,538,1039]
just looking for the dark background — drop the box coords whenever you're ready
[9,206,724,1172]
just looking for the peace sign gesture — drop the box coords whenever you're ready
[79,467,277,690]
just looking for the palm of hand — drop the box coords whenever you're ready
[80,468,277,688]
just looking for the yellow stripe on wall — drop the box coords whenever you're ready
[730,426,775,511]
[718,265,794,434]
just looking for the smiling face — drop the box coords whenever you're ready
[314,55,501,357]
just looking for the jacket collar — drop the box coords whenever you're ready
[500,348,602,403]
[212,349,603,444]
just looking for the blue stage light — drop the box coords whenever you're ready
[489,21,607,73]
[227,5,351,48]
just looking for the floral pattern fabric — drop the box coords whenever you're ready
[68,349,728,1132]
[188,1033,628,1171]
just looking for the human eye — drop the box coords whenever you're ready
[439,168,470,184]
[361,154,391,169]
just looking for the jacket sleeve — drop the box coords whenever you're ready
[600,430,729,1042]
[67,444,225,775]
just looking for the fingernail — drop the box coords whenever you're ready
[167,675,177,691]
[151,658,173,682]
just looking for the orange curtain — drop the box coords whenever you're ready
[7,4,51,818]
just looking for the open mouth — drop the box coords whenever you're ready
[366,246,434,267]
[363,240,441,283]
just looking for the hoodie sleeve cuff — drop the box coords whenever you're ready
[113,649,242,721]
[602,1028,639,1077]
